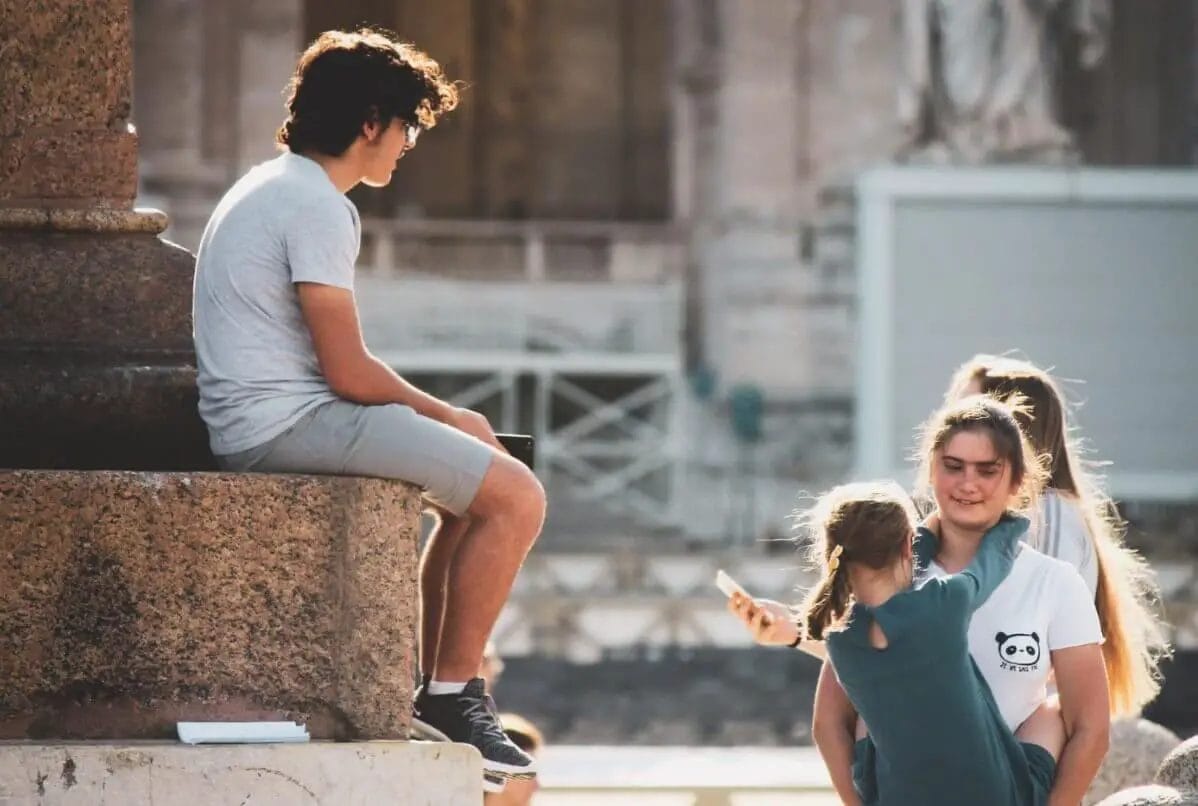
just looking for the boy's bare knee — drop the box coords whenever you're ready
[470,455,545,526]
[520,469,547,523]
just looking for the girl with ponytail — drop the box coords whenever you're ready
[799,467,1061,806]
[809,395,1110,805]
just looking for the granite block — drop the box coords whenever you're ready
[0,470,423,740]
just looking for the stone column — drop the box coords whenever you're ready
[671,0,720,369]
[0,0,212,471]
[235,0,303,174]
[688,0,810,396]
[0,1,138,210]
[677,1,896,398]
[133,0,302,252]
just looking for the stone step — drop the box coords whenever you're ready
[0,741,482,806]
[0,352,212,470]
[0,470,422,741]
[0,229,194,351]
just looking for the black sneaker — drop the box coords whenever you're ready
[412,675,507,792]
[412,677,537,780]
[409,674,443,742]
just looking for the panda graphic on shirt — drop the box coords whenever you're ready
[995,631,1042,672]
[922,542,1102,730]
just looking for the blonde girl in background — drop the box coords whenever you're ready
[945,354,1169,717]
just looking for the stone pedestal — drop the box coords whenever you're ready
[0,741,482,805]
[0,471,422,741]
[0,0,212,472]
[0,212,211,470]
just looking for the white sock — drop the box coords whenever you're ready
[427,680,468,696]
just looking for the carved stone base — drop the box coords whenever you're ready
[0,471,422,741]
[0,220,213,470]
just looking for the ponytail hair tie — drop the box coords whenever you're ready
[827,544,844,573]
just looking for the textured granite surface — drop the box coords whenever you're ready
[0,471,423,740]
[0,1,132,133]
[0,232,193,349]
[0,0,136,207]
[0,208,168,233]
[0,131,138,207]
[0,355,213,471]
[1097,785,1198,805]
[1158,736,1198,793]
[0,225,208,470]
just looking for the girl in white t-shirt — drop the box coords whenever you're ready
[809,394,1111,805]
[946,354,1169,718]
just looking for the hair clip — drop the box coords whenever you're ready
[828,544,844,573]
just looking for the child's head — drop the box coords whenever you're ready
[799,481,918,641]
[276,29,459,181]
[916,394,1046,534]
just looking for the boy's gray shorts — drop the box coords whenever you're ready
[216,400,494,516]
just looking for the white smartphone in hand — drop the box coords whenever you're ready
[715,569,750,599]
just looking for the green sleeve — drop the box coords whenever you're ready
[953,516,1028,612]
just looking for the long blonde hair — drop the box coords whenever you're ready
[947,354,1170,716]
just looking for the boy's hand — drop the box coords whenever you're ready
[446,407,504,452]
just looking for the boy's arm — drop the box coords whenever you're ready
[297,283,501,448]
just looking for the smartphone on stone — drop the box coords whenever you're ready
[496,433,535,471]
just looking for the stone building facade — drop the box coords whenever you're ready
[133,0,1198,409]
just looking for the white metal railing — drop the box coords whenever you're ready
[359,217,685,283]
[357,275,683,357]
[353,218,688,531]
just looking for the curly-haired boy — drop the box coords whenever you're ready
[192,30,543,789]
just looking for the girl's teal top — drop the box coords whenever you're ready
[826,516,1053,806]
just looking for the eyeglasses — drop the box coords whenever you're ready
[405,123,420,149]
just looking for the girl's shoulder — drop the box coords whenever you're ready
[1004,541,1091,600]
[1033,490,1099,594]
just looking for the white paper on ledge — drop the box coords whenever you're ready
[177,721,310,745]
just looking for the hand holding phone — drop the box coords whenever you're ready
[721,570,784,639]
[715,569,750,599]
[720,570,823,657]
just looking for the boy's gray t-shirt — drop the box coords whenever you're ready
[193,151,360,455]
